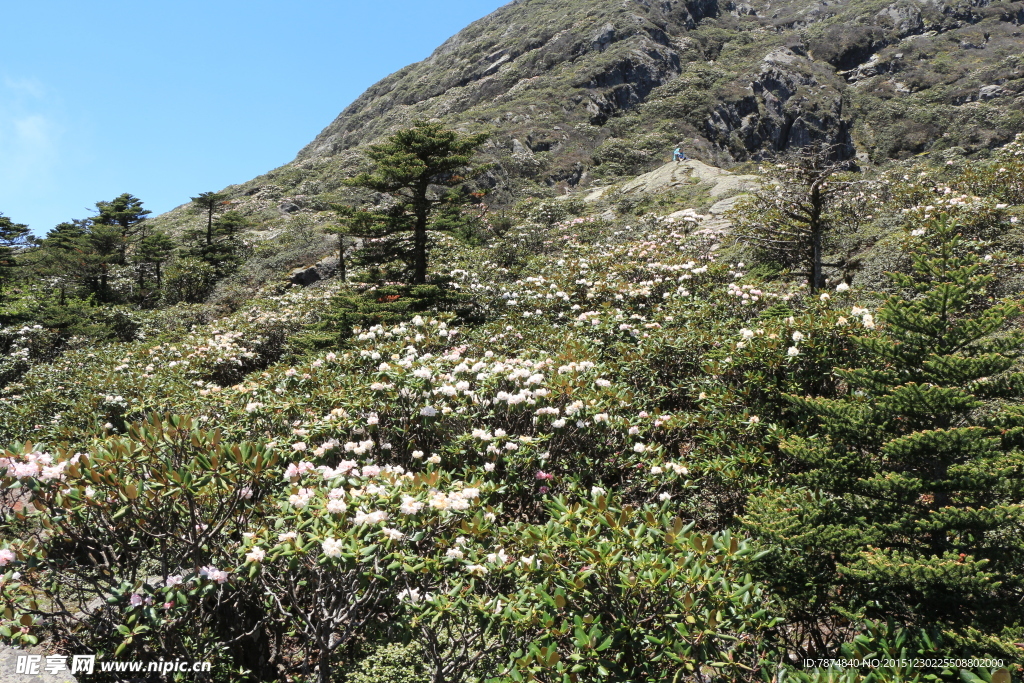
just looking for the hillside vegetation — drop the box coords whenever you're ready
[2,0,1024,678]
[1,122,1023,682]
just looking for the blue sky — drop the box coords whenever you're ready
[1,0,508,235]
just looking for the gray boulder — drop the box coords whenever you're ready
[0,645,77,683]
[979,85,1008,100]
[289,256,340,287]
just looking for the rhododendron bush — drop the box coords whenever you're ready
[1,142,1022,682]
[0,412,777,682]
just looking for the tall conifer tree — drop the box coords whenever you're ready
[0,213,30,295]
[190,191,229,246]
[93,193,150,262]
[345,121,488,284]
[745,214,1024,659]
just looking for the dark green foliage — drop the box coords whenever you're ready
[733,146,861,292]
[295,280,477,352]
[23,194,153,303]
[341,641,430,683]
[190,191,230,246]
[29,221,94,304]
[93,193,151,234]
[745,214,1024,662]
[592,137,662,178]
[136,231,176,293]
[162,257,218,305]
[0,213,31,295]
[92,193,150,263]
[183,210,250,278]
[343,121,488,284]
[86,224,123,300]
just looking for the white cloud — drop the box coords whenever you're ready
[3,76,46,99]
[0,77,63,204]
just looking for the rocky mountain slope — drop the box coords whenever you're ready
[152,0,1023,233]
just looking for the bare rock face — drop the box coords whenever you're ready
[706,47,852,160]
[295,0,720,160]
[979,84,1009,99]
[0,646,77,683]
[620,159,759,197]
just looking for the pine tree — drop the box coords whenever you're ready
[0,213,31,296]
[744,214,1024,660]
[190,191,229,247]
[136,231,175,292]
[93,193,151,263]
[345,121,488,284]
[734,144,860,292]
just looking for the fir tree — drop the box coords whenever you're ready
[345,121,488,284]
[744,214,1024,660]
[88,223,124,299]
[92,193,150,263]
[190,191,230,247]
[734,144,860,292]
[184,210,248,276]
[327,206,370,283]
[34,221,92,304]
[136,231,175,292]
[0,213,31,296]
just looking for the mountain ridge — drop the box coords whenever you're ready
[150,0,1023,236]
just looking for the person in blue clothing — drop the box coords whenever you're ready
[673,146,687,162]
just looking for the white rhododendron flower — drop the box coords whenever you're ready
[486,548,509,564]
[246,547,266,563]
[199,566,229,583]
[322,538,343,558]
[400,496,424,514]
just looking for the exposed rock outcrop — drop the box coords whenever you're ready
[0,645,76,683]
[619,159,758,197]
[706,48,852,160]
[289,256,340,286]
